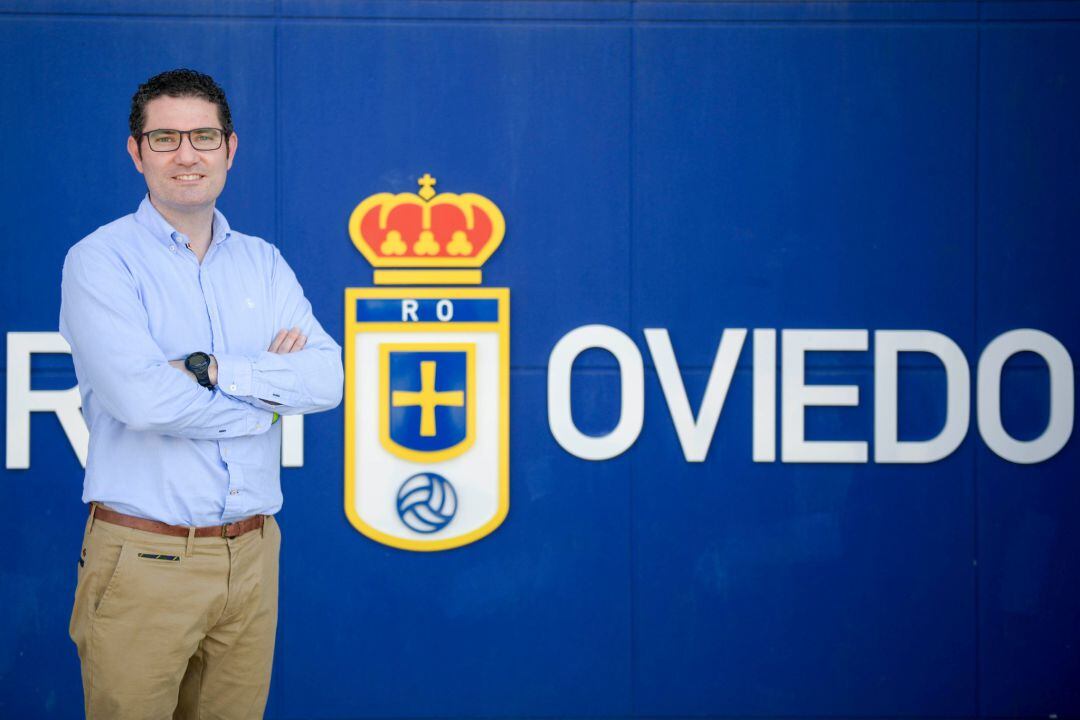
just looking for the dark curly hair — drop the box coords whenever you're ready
[129,69,234,142]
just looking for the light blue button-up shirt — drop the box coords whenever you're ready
[59,196,343,526]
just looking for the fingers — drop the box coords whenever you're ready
[268,326,307,354]
[278,327,304,353]
[268,329,288,353]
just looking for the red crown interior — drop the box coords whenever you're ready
[360,202,494,258]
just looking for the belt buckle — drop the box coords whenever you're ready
[220,522,233,539]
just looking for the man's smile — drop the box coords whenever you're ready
[172,173,205,183]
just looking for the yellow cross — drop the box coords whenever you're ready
[417,173,437,200]
[391,360,463,437]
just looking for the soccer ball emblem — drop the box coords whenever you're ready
[396,472,458,533]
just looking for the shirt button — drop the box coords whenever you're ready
[169,245,177,252]
[229,384,237,392]
[229,490,239,496]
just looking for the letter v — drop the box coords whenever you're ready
[644,328,747,462]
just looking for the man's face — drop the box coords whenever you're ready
[126,95,238,216]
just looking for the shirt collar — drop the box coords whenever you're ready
[133,194,233,249]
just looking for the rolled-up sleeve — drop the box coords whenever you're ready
[59,242,277,438]
[215,246,343,415]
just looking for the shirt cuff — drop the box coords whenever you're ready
[247,406,277,435]
[214,354,253,397]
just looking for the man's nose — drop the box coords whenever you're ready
[174,134,200,163]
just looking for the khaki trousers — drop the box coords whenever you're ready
[69,508,280,720]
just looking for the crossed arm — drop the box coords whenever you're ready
[60,242,342,440]
[167,327,309,396]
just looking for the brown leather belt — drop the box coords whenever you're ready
[92,504,266,539]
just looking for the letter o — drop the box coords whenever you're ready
[436,299,453,322]
[977,329,1074,464]
[547,325,644,461]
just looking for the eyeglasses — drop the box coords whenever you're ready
[141,128,225,152]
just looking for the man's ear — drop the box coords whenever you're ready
[126,135,144,174]
[226,132,238,171]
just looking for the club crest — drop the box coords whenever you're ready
[344,174,509,551]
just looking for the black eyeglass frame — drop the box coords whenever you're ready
[139,127,228,152]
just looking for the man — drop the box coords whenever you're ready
[59,68,343,719]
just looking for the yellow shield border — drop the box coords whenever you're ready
[344,286,510,551]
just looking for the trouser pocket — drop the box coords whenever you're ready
[69,521,126,646]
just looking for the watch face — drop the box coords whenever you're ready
[186,352,211,372]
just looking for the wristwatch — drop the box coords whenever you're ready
[184,351,215,391]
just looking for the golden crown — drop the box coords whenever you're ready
[348,173,505,285]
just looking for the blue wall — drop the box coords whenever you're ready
[2,1,1078,717]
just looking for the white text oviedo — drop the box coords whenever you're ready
[548,327,1074,465]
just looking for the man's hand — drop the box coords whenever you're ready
[269,326,306,354]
